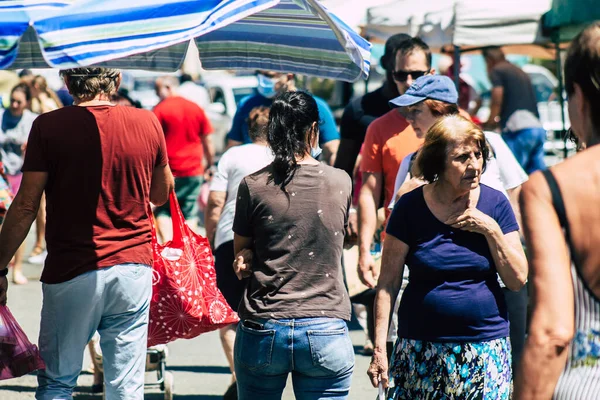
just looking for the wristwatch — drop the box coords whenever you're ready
[0,268,8,277]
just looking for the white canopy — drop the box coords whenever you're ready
[366,0,555,56]
[365,0,454,42]
[321,0,392,33]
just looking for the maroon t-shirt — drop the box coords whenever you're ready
[22,105,168,284]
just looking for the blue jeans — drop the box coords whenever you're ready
[234,317,355,400]
[502,127,547,174]
[36,264,152,400]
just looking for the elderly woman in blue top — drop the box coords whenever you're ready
[368,115,527,399]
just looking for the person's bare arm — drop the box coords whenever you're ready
[507,186,523,230]
[201,134,215,168]
[367,234,409,388]
[514,174,574,399]
[483,87,504,130]
[0,172,47,304]
[150,164,175,206]
[226,139,242,150]
[233,233,253,280]
[205,191,226,248]
[0,172,46,270]
[484,230,528,291]
[357,172,383,288]
[321,139,340,166]
[334,138,362,178]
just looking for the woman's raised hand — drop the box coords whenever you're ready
[446,207,494,236]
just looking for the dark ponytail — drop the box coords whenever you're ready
[267,91,319,190]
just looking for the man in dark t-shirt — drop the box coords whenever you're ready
[0,68,174,399]
[483,47,546,173]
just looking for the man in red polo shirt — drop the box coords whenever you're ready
[153,76,214,241]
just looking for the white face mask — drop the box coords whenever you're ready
[310,128,321,159]
[310,145,322,159]
[257,74,278,99]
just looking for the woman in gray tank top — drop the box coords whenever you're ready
[516,22,600,399]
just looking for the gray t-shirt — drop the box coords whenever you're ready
[233,163,352,321]
[490,61,540,130]
[0,109,37,175]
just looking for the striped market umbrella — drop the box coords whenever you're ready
[195,0,371,81]
[2,0,371,82]
[0,0,74,69]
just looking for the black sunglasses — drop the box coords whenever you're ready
[393,69,429,82]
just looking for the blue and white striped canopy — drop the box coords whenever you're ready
[196,0,371,82]
[1,0,371,82]
[0,0,74,69]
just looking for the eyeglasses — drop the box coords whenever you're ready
[9,98,22,105]
[393,69,429,82]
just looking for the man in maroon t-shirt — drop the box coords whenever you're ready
[0,67,174,399]
[153,76,214,242]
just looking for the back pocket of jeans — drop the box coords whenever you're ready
[307,327,355,375]
[235,323,276,371]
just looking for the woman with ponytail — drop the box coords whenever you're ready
[232,91,354,399]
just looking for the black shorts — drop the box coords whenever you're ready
[214,240,246,313]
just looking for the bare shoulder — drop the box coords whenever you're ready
[520,170,552,206]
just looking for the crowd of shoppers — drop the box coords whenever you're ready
[0,20,598,400]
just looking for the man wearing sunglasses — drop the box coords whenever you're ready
[358,37,434,290]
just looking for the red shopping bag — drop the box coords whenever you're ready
[0,306,45,380]
[148,192,239,347]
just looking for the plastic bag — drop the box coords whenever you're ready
[0,306,45,380]
[147,192,239,347]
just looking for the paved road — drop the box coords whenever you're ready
[0,236,377,400]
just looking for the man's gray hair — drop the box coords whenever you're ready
[60,67,121,101]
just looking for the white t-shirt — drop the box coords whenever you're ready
[210,143,274,249]
[178,82,211,110]
[388,131,528,209]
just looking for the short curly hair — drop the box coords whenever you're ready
[60,67,120,102]
[412,115,489,182]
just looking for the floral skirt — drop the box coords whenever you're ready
[387,337,512,400]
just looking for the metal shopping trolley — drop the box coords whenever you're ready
[145,345,174,400]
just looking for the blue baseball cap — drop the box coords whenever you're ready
[389,75,458,108]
